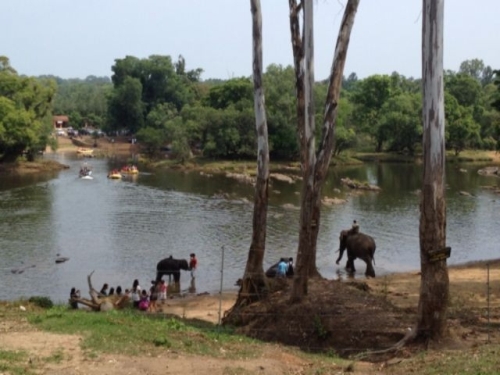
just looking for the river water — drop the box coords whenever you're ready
[0,154,499,303]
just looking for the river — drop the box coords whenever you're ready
[0,154,499,303]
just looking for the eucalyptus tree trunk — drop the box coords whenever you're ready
[224,0,270,319]
[416,0,449,340]
[290,0,360,301]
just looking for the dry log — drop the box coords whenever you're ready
[68,271,130,311]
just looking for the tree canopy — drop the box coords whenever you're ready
[0,57,56,162]
[2,53,498,163]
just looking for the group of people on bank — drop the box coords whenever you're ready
[69,253,199,312]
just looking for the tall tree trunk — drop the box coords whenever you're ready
[289,0,306,166]
[417,0,449,341]
[223,0,270,321]
[291,0,360,302]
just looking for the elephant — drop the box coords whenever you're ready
[265,257,294,278]
[156,256,190,284]
[336,229,376,277]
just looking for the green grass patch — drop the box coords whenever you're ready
[399,345,500,375]
[0,349,34,375]
[43,349,65,364]
[446,150,495,163]
[26,306,263,359]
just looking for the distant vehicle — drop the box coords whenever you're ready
[79,129,91,136]
[56,130,66,136]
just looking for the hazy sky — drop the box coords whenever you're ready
[2,1,499,81]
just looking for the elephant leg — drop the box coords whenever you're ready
[345,258,356,273]
[364,258,375,277]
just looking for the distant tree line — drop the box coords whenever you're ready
[1,54,499,162]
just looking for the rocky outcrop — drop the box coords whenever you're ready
[340,177,381,191]
[322,197,348,206]
[270,173,295,184]
[225,172,255,185]
[477,166,499,176]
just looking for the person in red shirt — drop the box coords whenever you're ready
[189,253,198,279]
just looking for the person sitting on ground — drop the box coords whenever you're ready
[99,283,109,296]
[69,287,80,309]
[277,258,288,278]
[108,287,115,296]
[138,290,149,311]
[116,286,123,296]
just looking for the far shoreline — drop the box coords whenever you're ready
[1,135,499,177]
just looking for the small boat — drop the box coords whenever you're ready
[107,170,122,179]
[120,165,139,174]
[76,148,94,156]
[79,165,93,179]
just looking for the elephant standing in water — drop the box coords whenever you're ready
[156,256,190,284]
[336,229,376,277]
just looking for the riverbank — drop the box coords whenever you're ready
[5,136,499,177]
[1,260,499,374]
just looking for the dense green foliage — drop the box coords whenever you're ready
[50,75,111,129]
[1,54,499,163]
[0,57,56,162]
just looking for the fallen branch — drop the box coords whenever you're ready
[68,271,129,311]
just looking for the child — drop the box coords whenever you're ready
[100,283,109,296]
[138,290,149,311]
[159,279,167,304]
[69,288,80,309]
[148,280,159,312]
[131,279,141,308]
[189,253,198,279]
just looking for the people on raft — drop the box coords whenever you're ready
[79,164,91,177]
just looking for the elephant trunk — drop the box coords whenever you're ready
[335,249,344,265]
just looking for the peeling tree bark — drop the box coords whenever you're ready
[416,0,449,341]
[290,0,360,302]
[223,0,270,320]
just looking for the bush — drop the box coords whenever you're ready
[28,296,54,309]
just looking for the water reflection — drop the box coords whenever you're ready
[0,155,499,303]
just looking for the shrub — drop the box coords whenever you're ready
[28,296,54,309]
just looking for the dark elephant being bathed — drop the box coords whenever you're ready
[336,229,376,277]
[156,256,190,284]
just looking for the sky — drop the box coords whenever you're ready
[1,0,499,81]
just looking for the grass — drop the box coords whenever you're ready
[25,305,266,358]
[446,150,497,163]
[2,300,500,374]
[390,345,500,375]
[0,349,33,375]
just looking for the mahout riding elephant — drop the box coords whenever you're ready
[265,257,294,278]
[156,256,190,284]
[336,229,376,277]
